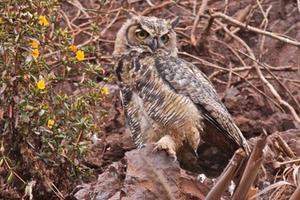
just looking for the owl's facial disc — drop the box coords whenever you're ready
[114,16,178,57]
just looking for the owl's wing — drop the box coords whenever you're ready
[154,55,249,153]
[120,86,158,148]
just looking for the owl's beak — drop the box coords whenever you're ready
[149,37,159,51]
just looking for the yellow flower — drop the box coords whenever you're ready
[37,80,45,90]
[100,86,109,96]
[32,49,39,59]
[76,50,85,61]
[69,45,78,53]
[38,15,49,27]
[47,119,55,129]
[31,40,39,49]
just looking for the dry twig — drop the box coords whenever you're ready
[191,0,209,46]
[206,149,246,200]
[210,12,300,48]
[297,0,300,15]
[290,183,300,200]
[214,14,300,124]
[232,133,268,200]
[238,51,300,124]
[249,181,292,200]
[275,135,296,158]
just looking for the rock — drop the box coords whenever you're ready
[74,161,126,200]
[74,145,209,200]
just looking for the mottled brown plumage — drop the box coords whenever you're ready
[113,15,249,177]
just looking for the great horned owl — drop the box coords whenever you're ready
[113,15,250,177]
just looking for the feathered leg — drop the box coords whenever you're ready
[153,135,177,160]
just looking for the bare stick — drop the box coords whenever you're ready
[101,10,121,37]
[263,62,300,112]
[257,3,272,59]
[216,18,300,124]
[290,183,300,200]
[297,0,300,15]
[191,0,209,46]
[225,63,233,91]
[67,0,90,18]
[232,133,268,200]
[275,135,296,158]
[206,149,246,200]
[146,0,155,7]
[211,39,247,67]
[142,1,174,15]
[275,158,300,166]
[224,5,252,42]
[224,0,229,14]
[195,16,214,51]
[238,51,300,124]
[211,12,300,48]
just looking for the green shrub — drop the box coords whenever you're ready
[0,0,109,196]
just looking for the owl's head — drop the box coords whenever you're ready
[113,15,179,57]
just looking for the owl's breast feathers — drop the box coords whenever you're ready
[116,52,203,150]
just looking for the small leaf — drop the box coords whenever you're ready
[21,112,30,123]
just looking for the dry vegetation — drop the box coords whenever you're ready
[0,0,300,199]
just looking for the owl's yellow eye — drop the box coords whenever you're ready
[135,29,149,40]
[161,34,169,44]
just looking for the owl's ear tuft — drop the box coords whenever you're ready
[170,16,180,28]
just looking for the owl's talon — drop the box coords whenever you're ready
[194,150,199,157]
[152,145,160,153]
[171,154,177,162]
[153,135,177,161]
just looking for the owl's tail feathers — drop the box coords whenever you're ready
[243,140,251,156]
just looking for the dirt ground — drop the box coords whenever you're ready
[1,0,300,199]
